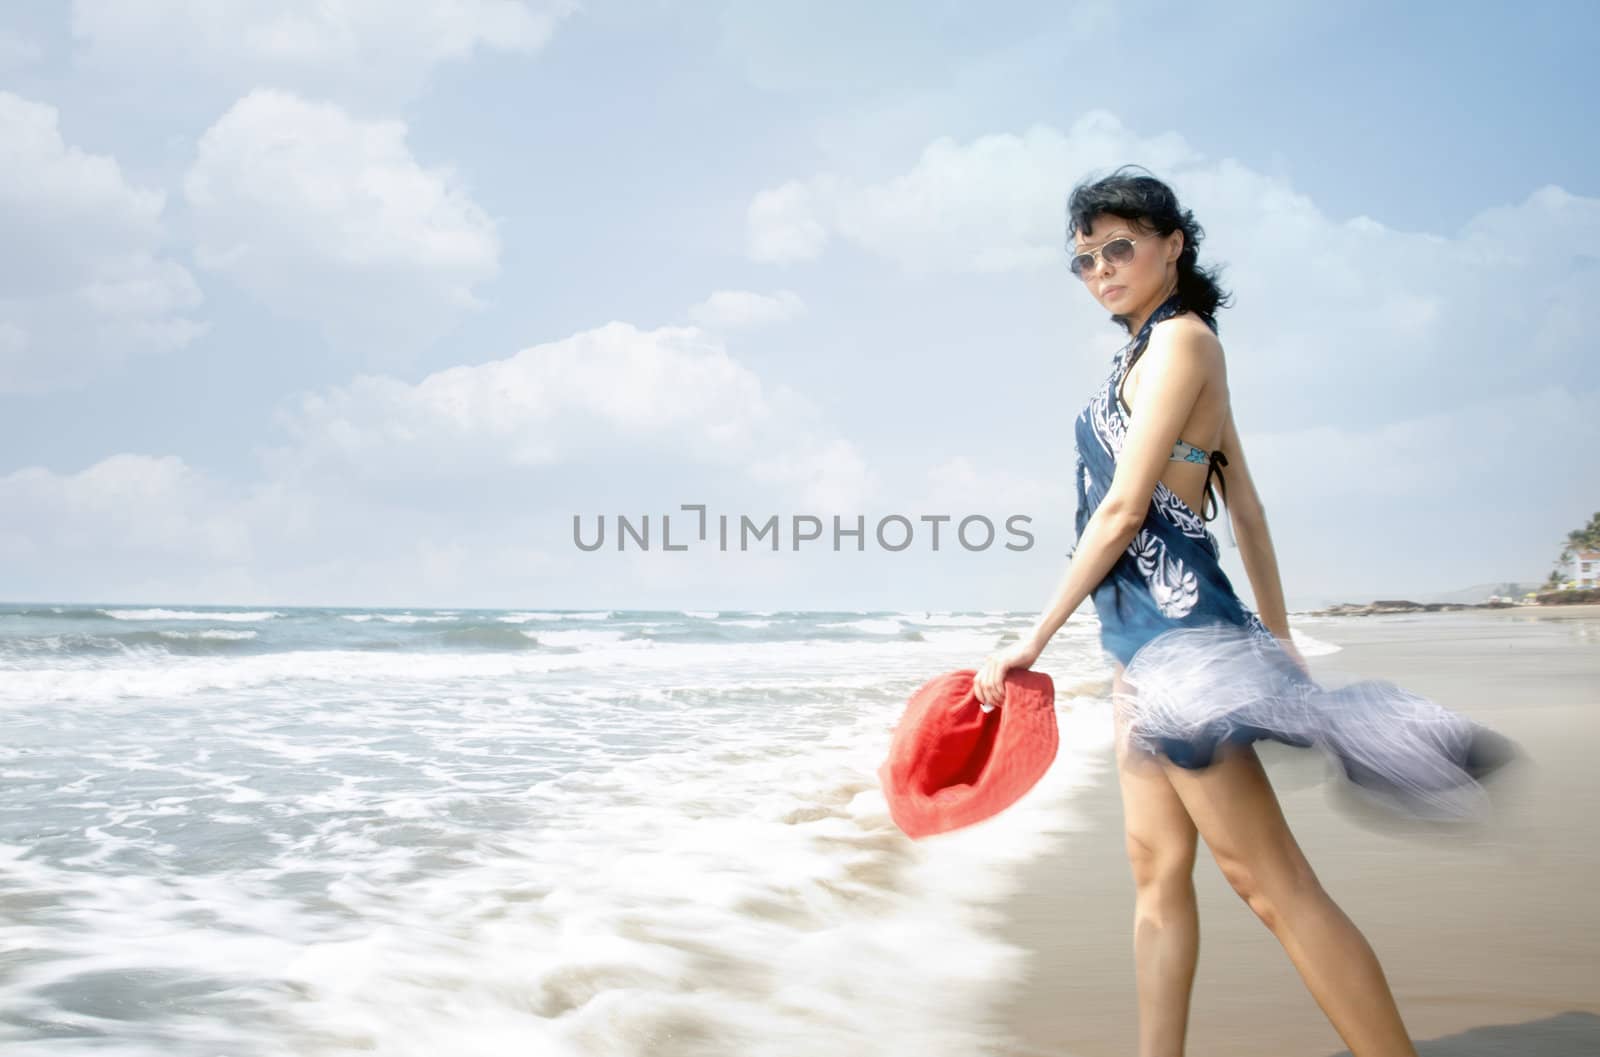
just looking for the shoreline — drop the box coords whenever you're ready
[986,606,1600,1056]
[1298,599,1600,618]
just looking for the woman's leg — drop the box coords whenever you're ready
[1158,740,1419,1057]
[1113,664,1201,1057]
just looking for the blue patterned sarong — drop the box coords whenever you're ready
[1070,293,1517,820]
[1072,294,1273,669]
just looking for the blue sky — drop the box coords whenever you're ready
[1,0,1595,612]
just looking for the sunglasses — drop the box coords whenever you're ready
[1068,235,1147,280]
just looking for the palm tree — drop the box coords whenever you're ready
[1550,510,1600,587]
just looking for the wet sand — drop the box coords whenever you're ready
[988,605,1600,1056]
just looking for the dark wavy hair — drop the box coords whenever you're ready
[1065,164,1233,336]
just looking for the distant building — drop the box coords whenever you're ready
[1577,549,1600,589]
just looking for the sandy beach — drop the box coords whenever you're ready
[989,604,1600,1056]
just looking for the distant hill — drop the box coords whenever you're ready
[1415,581,1544,604]
[1287,581,1541,613]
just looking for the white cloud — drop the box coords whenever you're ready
[746,437,875,515]
[71,0,573,102]
[262,318,876,510]
[0,92,204,394]
[686,289,806,330]
[0,454,248,561]
[747,179,834,263]
[745,114,1187,271]
[183,89,500,357]
[269,320,773,475]
[748,112,1600,428]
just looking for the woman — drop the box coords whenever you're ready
[971,166,1514,1056]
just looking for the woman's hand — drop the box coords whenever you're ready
[1276,636,1311,679]
[973,638,1044,711]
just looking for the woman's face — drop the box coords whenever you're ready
[1071,215,1182,316]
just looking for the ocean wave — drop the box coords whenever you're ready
[103,608,283,622]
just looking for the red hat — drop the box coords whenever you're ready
[879,667,1058,840]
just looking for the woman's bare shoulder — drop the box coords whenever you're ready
[1150,311,1224,364]
[1165,310,1221,341]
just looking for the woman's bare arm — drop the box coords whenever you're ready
[1218,405,1293,639]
